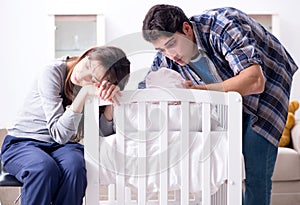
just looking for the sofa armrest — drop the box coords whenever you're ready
[0,129,8,151]
[291,120,300,152]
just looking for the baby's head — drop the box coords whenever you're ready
[146,68,185,88]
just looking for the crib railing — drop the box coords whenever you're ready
[83,88,242,205]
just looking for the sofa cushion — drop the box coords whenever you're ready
[291,120,300,152]
[272,147,300,181]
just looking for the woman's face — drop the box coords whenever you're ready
[71,57,106,86]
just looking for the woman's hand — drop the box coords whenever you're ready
[84,80,121,105]
[70,81,121,114]
[97,80,121,105]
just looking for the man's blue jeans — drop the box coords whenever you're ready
[242,112,278,205]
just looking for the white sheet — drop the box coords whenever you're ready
[99,132,227,195]
[115,103,221,132]
[97,103,227,195]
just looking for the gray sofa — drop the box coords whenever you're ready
[271,120,300,205]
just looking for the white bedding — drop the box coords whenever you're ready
[97,103,228,195]
[115,103,221,132]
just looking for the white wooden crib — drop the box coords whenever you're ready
[83,88,242,205]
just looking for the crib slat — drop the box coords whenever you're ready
[116,104,125,204]
[125,187,132,202]
[84,96,100,205]
[202,103,211,205]
[108,184,115,201]
[180,101,190,204]
[138,102,147,205]
[159,102,168,204]
[227,92,243,205]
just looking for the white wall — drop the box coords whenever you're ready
[0,0,50,128]
[101,0,300,109]
[1,0,300,128]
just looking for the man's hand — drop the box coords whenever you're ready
[182,80,207,90]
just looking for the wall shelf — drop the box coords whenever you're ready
[54,15,97,58]
[249,14,280,38]
[47,12,105,59]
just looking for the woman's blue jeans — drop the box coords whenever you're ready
[242,112,278,205]
[1,135,87,205]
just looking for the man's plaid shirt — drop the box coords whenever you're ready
[139,7,298,146]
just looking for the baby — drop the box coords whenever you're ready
[145,68,186,105]
[145,67,185,89]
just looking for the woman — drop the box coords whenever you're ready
[0,46,131,205]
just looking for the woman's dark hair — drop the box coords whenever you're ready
[64,46,130,104]
[88,46,131,90]
[64,46,131,141]
[142,4,192,42]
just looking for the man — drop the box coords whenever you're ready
[139,4,298,205]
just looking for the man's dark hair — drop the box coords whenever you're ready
[142,4,192,42]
